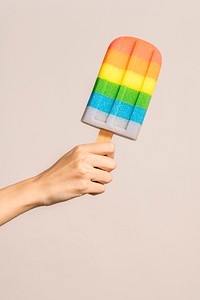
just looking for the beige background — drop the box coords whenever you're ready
[0,0,200,299]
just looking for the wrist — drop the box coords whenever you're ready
[28,175,48,208]
[32,172,56,206]
[0,176,45,225]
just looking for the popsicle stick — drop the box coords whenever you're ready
[96,129,113,143]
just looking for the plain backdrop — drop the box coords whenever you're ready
[0,0,200,299]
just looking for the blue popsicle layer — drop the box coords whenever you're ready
[88,92,146,124]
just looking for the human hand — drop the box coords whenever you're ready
[35,143,116,206]
[0,143,116,225]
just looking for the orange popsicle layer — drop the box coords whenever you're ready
[104,48,160,80]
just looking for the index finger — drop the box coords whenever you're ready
[84,143,115,158]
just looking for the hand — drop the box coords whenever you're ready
[0,143,116,225]
[35,143,116,206]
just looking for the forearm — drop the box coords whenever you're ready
[0,176,43,226]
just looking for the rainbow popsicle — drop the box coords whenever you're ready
[81,36,162,141]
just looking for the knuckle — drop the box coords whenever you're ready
[74,145,83,153]
[77,163,87,176]
[74,145,85,158]
[77,179,88,194]
[74,150,89,173]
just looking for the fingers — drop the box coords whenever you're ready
[87,154,116,172]
[88,182,106,195]
[80,142,115,158]
[70,143,116,197]
[91,168,113,184]
[38,142,117,205]
[78,160,114,196]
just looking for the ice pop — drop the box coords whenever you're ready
[81,36,162,142]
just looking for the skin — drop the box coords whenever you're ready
[0,143,116,226]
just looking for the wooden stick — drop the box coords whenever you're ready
[96,129,113,143]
